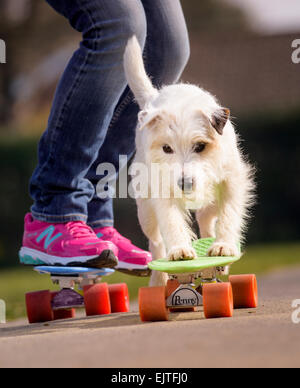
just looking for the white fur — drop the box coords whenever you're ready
[124,36,255,287]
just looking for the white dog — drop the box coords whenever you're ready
[124,37,255,287]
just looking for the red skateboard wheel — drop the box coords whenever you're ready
[83,283,111,316]
[108,284,130,313]
[51,292,76,320]
[26,290,53,324]
[52,309,76,320]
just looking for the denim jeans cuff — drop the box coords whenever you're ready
[88,219,114,228]
[31,210,88,224]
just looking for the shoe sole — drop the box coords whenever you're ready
[117,268,152,277]
[115,261,151,277]
[19,247,118,269]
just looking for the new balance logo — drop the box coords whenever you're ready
[36,226,62,249]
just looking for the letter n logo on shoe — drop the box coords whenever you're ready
[36,226,63,250]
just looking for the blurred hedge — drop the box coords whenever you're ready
[238,109,300,243]
[0,138,38,268]
[0,109,299,268]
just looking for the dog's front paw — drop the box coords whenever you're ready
[167,246,197,261]
[208,242,239,258]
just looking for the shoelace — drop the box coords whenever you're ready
[66,222,97,239]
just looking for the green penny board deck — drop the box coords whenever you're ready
[148,238,240,274]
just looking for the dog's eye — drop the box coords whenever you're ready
[193,142,206,153]
[162,145,174,154]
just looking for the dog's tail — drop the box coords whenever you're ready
[124,36,158,108]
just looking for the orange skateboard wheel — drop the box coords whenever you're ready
[229,274,258,309]
[166,279,180,298]
[203,282,233,319]
[139,287,169,322]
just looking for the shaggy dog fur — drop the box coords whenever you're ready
[124,37,255,286]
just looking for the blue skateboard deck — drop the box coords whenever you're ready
[34,266,114,277]
[33,266,115,311]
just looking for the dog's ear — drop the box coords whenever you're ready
[138,110,164,131]
[211,108,230,135]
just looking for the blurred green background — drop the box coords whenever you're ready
[0,0,299,320]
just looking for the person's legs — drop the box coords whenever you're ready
[30,0,147,224]
[21,0,148,266]
[86,0,190,228]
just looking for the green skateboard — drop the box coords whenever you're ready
[139,238,258,322]
[149,238,240,275]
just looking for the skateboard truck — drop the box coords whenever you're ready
[165,264,231,309]
[166,269,218,309]
[51,288,84,310]
[166,283,202,309]
[50,270,106,310]
[51,269,105,289]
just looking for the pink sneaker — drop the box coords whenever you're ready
[94,227,152,273]
[19,214,118,268]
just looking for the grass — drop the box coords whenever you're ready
[0,242,300,321]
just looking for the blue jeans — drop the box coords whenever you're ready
[30,0,190,227]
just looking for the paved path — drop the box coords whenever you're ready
[0,268,299,368]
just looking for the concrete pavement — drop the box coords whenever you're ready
[0,267,299,368]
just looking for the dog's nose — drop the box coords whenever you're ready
[177,177,194,192]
